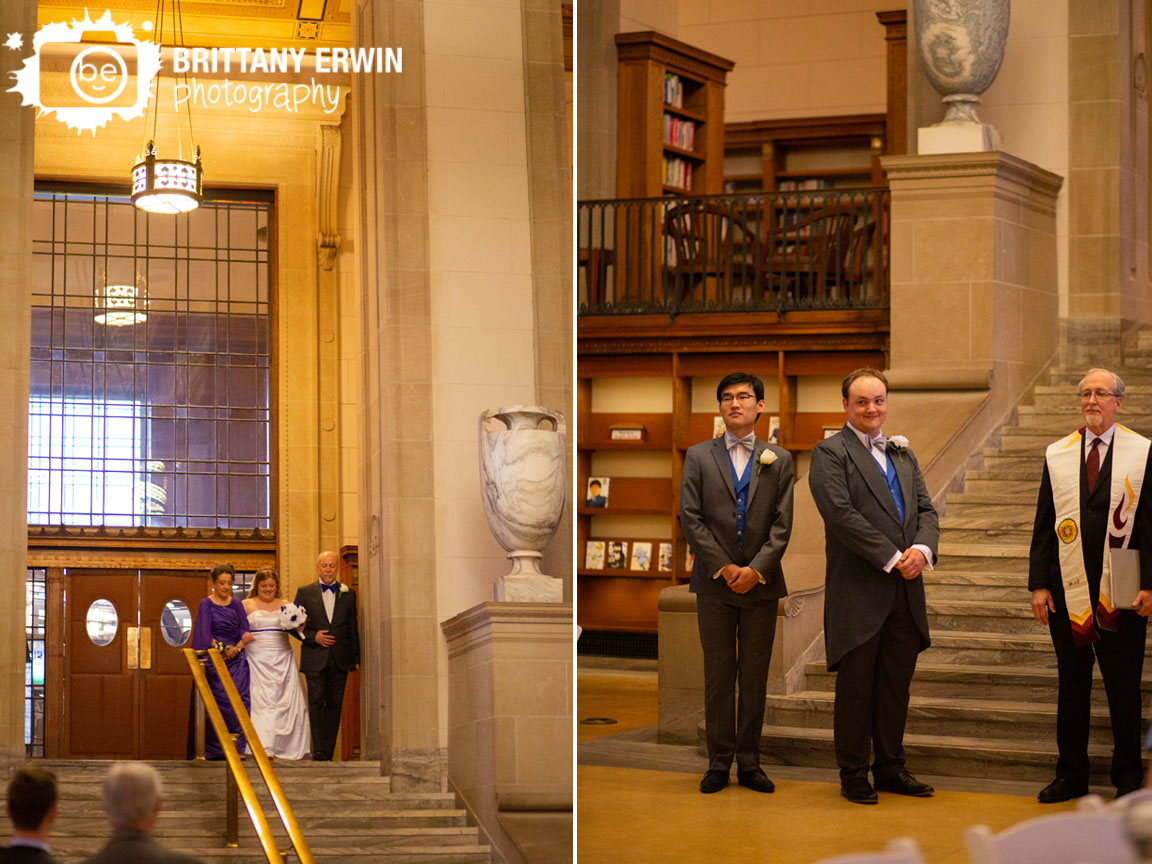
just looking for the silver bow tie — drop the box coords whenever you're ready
[871,435,888,452]
[726,434,755,453]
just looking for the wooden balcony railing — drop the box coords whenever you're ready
[578,188,890,317]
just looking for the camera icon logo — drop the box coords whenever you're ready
[8,10,161,134]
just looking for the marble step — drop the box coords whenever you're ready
[925,598,1038,633]
[961,477,1045,496]
[939,502,1036,522]
[939,526,1033,545]
[52,849,491,864]
[752,724,1116,783]
[917,630,1055,665]
[945,490,1041,507]
[964,464,1044,482]
[934,545,1029,571]
[761,691,1124,744]
[804,662,1152,701]
[924,579,1026,603]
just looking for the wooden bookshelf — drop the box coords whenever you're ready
[615,32,733,198]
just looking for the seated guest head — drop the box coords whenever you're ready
[249,568,282,600]
[6,767,58,835]
[102,762,163,833]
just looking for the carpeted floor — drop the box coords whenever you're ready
[577,669,1086,863]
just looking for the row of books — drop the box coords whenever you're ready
[662,156,692,191]
[777,178,835,191]
[663,114,695,151]
[585,539,694,572]
[663,73,684,109]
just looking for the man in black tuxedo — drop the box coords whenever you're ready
[294,550,361,761]
[680,372,794,795]
[1029,368,1152,803]
[84,763,202,864]
[0,768,59,864]
[809,369,939,804]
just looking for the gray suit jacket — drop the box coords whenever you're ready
[83,829,203,864]
[809,426,939,669]
[680,436,794,605]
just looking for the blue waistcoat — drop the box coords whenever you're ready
[731,451,754,551]
[883,450,905,522]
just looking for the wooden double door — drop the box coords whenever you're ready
[65,569,206,759]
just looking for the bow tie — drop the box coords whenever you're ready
[870,434,888,452]
[725,433,755,453]
[321,582,338,593]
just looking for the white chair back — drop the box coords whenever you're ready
[813,837,925,864]
[965,811,1139,864]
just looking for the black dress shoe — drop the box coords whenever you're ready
[1037,777,1089,803]
[736,768,775,793]
[841,777,878,804]
[875,770,934,797]
[700,769,729,793]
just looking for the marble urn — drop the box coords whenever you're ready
[914,0,1009,152]
[478,405,566,602]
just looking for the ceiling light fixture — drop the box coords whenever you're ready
[132,0,202,214]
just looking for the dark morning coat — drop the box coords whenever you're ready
[808,426,939,670]
[680,436,793,604]
[293,582,361,673]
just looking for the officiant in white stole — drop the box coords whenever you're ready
[243,569,312,760]
[1029,368,1152,803]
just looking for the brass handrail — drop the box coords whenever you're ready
[183,648,285,863]
[189,647,317,864]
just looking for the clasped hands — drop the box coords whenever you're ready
[894,547,928,580]
[720,564,760,595]
[1030,588,1152,625]
[223,632,255,660]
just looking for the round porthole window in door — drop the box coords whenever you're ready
[86,599,118,646]
[160,599,193,646]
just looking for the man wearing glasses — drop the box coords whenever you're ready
[1030,368,1152,803]
[680,372,794,795]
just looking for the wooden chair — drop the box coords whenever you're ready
[761,204,855,307]
[662,199,757,308]
[965,811,1139,864]
[812,837,925,864]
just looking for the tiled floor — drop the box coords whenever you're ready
[577,669,1084,864]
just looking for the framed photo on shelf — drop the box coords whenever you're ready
[584,541,605,570]
[823,425,841,439]
[586,476,609,508]
[768,415,780,443]
[630,542,652,571]
[712,416,725,438]
[658,542,673,571]
[606,540,628,570]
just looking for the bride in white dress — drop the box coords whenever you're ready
[243,569,312,759]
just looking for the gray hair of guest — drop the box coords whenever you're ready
[103,762,162,828]
[1078,368,1125,398]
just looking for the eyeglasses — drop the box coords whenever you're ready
[1079,389,1118,401]
[719,393,757,404]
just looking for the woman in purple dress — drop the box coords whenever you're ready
[192,562,254,759]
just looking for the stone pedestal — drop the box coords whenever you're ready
[918,122,1000,154]
[0,0,35,766]
[442,603,572,864]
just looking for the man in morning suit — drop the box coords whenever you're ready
[680,372,794,795]
[83,763,202,864]
[809,369,939,805]
[0,768,59,864]
[294,549,361,761]
[1029,368,1152,803]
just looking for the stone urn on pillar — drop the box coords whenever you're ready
[914,0,1010,153]
[478,405,566,602]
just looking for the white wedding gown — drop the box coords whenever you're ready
[246,609,312,759]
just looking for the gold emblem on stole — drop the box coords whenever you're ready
[1057,518,1078,543]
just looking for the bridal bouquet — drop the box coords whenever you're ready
[278,602,307,631]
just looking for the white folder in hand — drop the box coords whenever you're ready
[1109,548,1141,610]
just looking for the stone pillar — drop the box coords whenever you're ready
[352,0,442,790]
[441,603,572,864]
[316,124,343,552]
[0,0,35,765]
[575,0,619,199]
[883,152,1063,486]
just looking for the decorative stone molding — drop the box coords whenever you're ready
[316,123,342,270]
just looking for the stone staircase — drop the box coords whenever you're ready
[28,760,490,863]
[757,333,1152,783]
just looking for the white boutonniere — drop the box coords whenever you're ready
[339,583,349,594]
[887,435,909,461]
[757,448,778,475]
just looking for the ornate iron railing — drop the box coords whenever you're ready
[578,188,890,317]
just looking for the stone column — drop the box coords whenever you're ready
[0,0,35,765]
[316,124,344,552]
[352,0,442,790]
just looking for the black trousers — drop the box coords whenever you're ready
[696,594,778,773]
[1049,607,1148,789]
[833,578,922,783]
[304,664,349,760]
